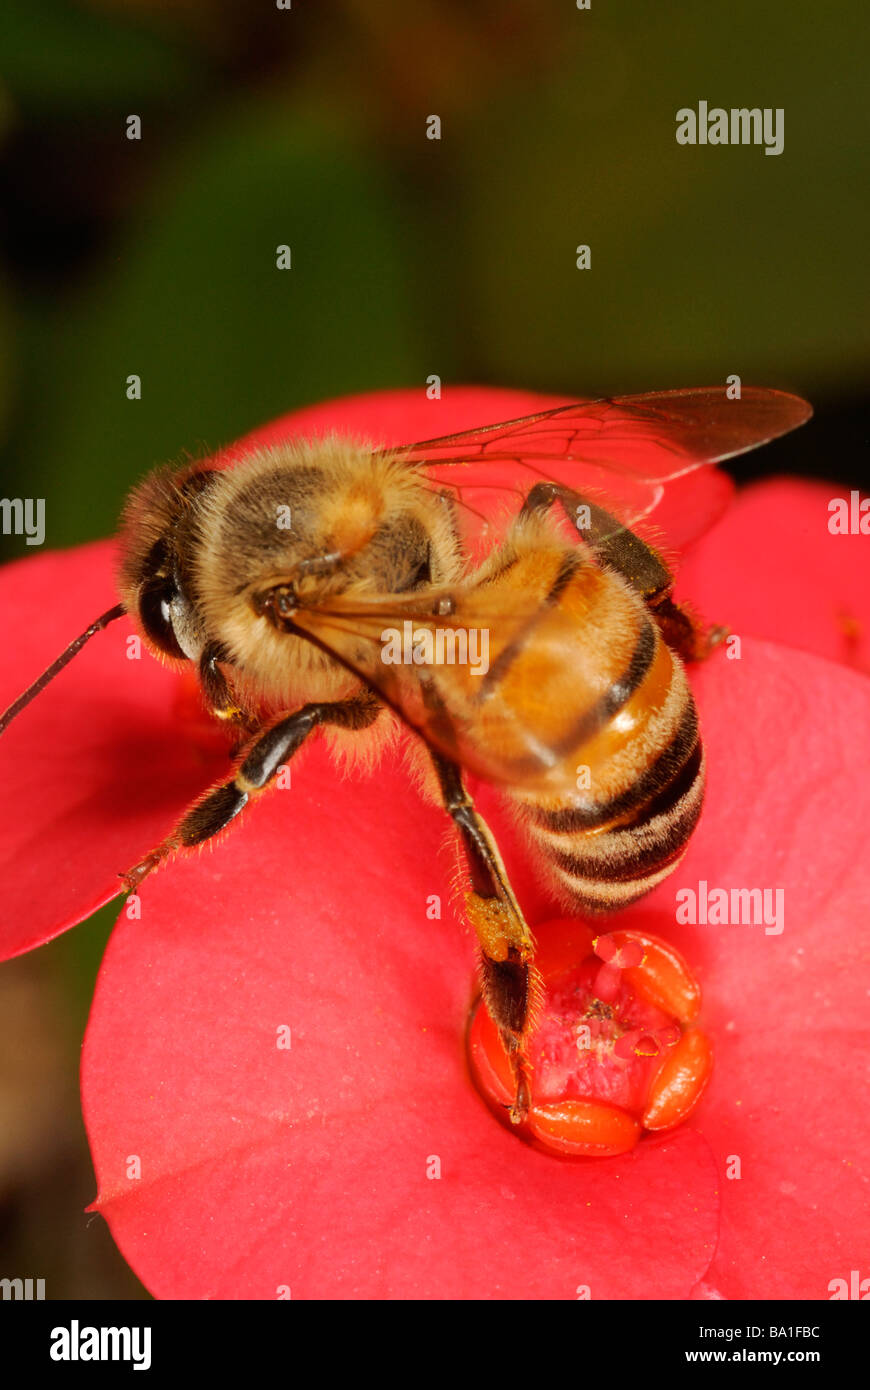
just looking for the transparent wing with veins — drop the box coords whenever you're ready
[379,386,812,553]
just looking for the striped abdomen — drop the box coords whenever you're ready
[473,540,705,912]
[516,674,704,912]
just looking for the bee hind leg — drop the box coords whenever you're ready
[477,944,538,1124]
[431,753,540,1124]
[645,594,728,662]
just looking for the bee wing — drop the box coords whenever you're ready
[384,386,811,551]
[289,585,611,793]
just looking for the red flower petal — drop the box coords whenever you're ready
[0,542,229,959]
[81,736,719,1299]
[605,639,870,1299]
[677,477,870,672]
[81,639,870,1297]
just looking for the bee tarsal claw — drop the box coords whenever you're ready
[119,851,163,895]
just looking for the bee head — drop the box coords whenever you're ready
[117,465,216,662]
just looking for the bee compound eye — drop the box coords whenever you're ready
[138,576,187,660]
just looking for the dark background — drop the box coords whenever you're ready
[0,0,866,1297]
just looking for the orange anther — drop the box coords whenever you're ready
[642,1027,713,1131]
[467,997,514,1105]
[608,930,701,1023]
[528,1100,640,1157]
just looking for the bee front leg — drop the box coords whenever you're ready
[199,643,259,736]
[431,754,540,1124]
[121,691,379,893]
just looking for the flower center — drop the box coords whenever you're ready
[531,956,678,1115]
[467,918,713,1157]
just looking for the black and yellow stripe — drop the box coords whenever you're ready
[514,620,704,912]
[469,537,706,912]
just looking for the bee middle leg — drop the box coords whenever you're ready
[431,753,539,1124]
[121,690,380,892]
[520,481,726,661]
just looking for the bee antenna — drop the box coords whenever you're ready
[0,602,126,737]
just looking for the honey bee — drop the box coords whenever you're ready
[0,387,811,1122]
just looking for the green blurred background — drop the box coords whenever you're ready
[0,0,866,1297]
